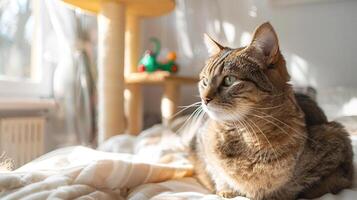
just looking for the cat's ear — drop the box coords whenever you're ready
[204,34,223,56]
[250,22,279,65]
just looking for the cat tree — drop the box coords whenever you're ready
[63,0,197,142]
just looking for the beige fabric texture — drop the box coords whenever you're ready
[1,124,356,200]
[0,125,243,200]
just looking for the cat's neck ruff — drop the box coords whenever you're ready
[210,92,307,150]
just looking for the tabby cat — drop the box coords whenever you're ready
[189,22,353,200]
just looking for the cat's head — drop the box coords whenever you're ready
[199,22,290,121]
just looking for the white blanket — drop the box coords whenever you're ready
[0,125,356,199]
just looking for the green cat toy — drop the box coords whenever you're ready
[137,38,178,73]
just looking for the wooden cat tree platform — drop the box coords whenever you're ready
[63,0,198,143]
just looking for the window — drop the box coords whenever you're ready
[0,0,51,98]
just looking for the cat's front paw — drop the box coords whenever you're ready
[216,190,239,198]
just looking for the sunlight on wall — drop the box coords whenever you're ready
[213,19,221,33]
[240,31,251,46]
[174,2,193,58]
[342,97,357,116]
[290,54,308,85]
[249,5,257,18]
[161,97,171,118]
[289,54,316,87]
[222,22,235,44]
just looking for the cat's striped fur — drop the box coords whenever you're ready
[189,22,353,200]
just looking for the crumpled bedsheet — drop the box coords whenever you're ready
[1,125,356,199]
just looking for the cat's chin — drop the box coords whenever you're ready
[202,104,245,122]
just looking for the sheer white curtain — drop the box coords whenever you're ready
[43,0,97,149]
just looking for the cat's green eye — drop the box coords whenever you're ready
[223,75,237,86]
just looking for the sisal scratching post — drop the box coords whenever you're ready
[125,15,143,134]
[97,2,126,144]
[161,81,179,126]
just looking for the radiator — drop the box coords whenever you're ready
[0,117,45,168]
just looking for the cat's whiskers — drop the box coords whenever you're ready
[246,112,308,146]
[171,102,201,120]
[252,104,285,110]
[176,106,203,135]
[262,92,286,98]
[253,109,306,128]
[248,108,318,144]
[226,108,267,163]
[178,107,206,146]
[185,108,205,137]
[252,114,292,164]
[240,118,260,146]
[178,102,201,108]
[228,112,260,147]
[240,113,283,168]
[235,105,303,149]
[240,105,303,138]
[239,118,266,162]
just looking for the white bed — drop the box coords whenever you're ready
[1,121,357,200]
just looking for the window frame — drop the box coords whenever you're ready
[0,0,52,98]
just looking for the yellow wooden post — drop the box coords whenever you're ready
[125,15,143,135]
[97,1,126,143]
[161,81,179,126]
[62,0,176,139]
[125,15,140,75]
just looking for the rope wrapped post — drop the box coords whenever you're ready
[97,2,126,144]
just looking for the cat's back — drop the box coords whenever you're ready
[294,93,327,126]
[295,93,352,159]
[294,93,354,198]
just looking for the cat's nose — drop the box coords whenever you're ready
[203,97,212,105]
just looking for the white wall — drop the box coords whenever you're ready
[140,0,357,120]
